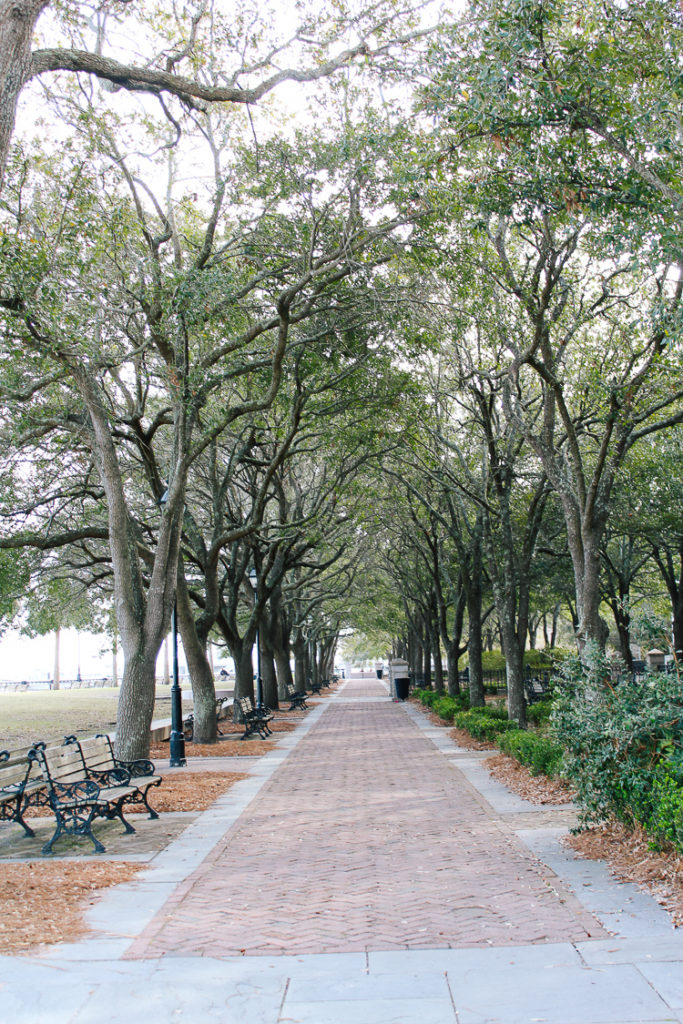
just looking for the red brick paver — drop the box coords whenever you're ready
[127,678,603,958]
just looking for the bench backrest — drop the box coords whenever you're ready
[32,742,87,787]
[75,734,115,774]
[0,749,34,793]
[237,696,255,716]
[285,685,296,698]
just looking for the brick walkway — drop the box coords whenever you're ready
[126,678,603,959]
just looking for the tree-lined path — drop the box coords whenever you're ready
[127,677,601,959]
[3,677,683,1024]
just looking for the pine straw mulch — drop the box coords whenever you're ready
[0,861,144,955]
[484,752,575,804]
[217,718,300,735]
[125,770,246,813]
[150,739,275,758]
[449,727,497,751]
[566,822,683,928]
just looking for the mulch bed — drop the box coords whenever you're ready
[126,770,245,813]
[566,822,683,927]
[150,740,275,758]
[0,861,144,955]
[449,727,496,751]
[484,752,575,804]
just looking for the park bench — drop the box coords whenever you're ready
[285,684,309,710]
[310,680,323,695]
[69,734,162,816]
[236,696,273,740]
[183,697,231,741]
[524,675,550,706]
[0,744,49,837]
[30,736,162,855]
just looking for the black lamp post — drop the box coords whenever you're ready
[168,599,186,767]
[159,487,186,767]
[248,567,263,708]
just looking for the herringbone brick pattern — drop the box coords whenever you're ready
[126,678,603,958]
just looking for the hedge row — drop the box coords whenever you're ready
[497,730,564,778]
[414,687,563,779]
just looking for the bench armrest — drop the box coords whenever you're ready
[116,758,155,777]
[50,779,101,804]
[88,766,131,786]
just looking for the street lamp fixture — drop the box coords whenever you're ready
[159,486,186,768]
[248,567,263,708]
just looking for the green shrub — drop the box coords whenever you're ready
[551,644,683,830]
[453,709,518,743]
[473,703,508,720]
[498,730,564,778]
[526,698,554,727]
[416,689,437,707]
[432,696,460,721]
[643,770,683,851]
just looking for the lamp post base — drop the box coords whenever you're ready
[169,729,186,767]
[169,683,186,767]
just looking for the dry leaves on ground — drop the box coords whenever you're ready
[150,739,275,758]
[127,771,246,813]
[214,718,299,736]
[485,753,575,804]
[449,727,496,751]
[566,822,683,927]
[0,861,143,954]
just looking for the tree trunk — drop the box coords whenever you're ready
[0,1,49,187]
[422,639,432,689]
[115,643,158,760]
[293,631,306,691]
[259,614,278,709]
[444,588,465,697]
[272,607,294,699]
[175,575,217,744]
[229,640,255,707]
[432,634,444,691]
[310,637,319,689]
[575,534,610,649]
[528,613,540,649]
[551,603,560,648]
[500,617,526,726]
[446,641,461,697]
[465,543,485,708]
[652,542,683,659]
[408,624,423,685]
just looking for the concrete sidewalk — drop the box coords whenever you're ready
[2,676,683,1023]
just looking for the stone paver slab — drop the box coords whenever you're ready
[449,961,674,1024]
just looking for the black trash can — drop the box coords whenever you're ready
[395,677,409,701]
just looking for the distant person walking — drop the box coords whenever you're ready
[375,661,383,680]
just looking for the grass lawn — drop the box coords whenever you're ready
[0,686,194,748]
